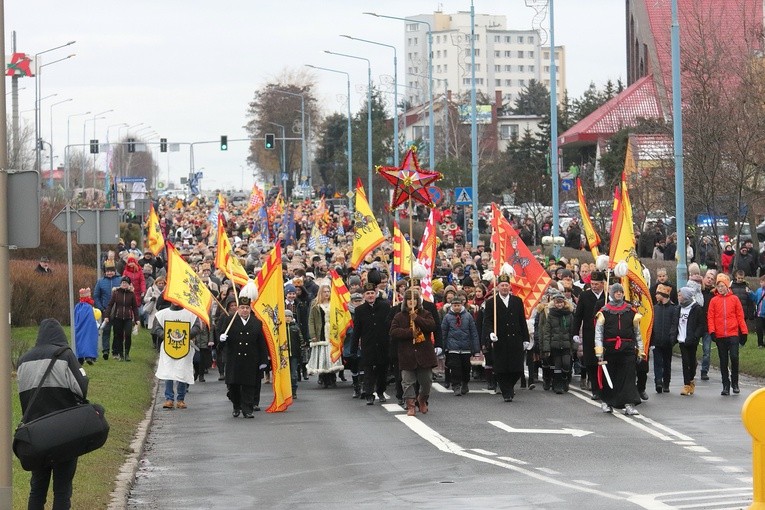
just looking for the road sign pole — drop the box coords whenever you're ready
[95,211,101,280]
[65,203,76,353]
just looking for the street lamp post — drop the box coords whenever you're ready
[269,122,287,192]
[325,50,373,209]
[36,54,76,172]
[48,98,72,188]
[340,35,399,168]
[305,64,353,210]
[273,89,307,187]
[365,12,434,170]
[34,40,75,174]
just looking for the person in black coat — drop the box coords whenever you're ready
[481,273,530,402]
[677,287,706,396]
[351,282,392,405]
[17,319,89,509]
[219,296,269,418]
[572,269,607,399]
[651,283,679,393]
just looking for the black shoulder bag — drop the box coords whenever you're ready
[13,346,110,471]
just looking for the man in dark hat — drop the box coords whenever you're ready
[481,273,529,402]
[352,281,392,404]
[34,256,52,274]
[573,269,607,399]
[218,296,269,418]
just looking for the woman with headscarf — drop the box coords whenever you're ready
[307,283,343,387]
[390,288,438,416]
[594,283,645,416]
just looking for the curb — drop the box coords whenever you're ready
[106,375,160,510]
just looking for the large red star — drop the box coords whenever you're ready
[376,146,443,209]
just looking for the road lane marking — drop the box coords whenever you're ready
[700,456,725,462]
[431,383,450,393]
[381,403,404,413]
[684,445,711,453]
[394,414,627,503]
[497,456,529,465]
[718,466,745,473]
[489,420,593,437]
[634,415,694,441]
[536,467,561,475]
[469,448,497,456]
[573,479,600,487]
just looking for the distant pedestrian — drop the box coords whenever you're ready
[152,303,201,410]
[677,287,705,396]
[34,256,52,274]
[707,273,748,396]
[441,295,480,396]
[74,288,100,365]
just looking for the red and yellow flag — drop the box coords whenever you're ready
[329,269,352,363]
[215,215,249,287]
[576,178,601,259]
[217,192,227,211]
[350,179,385,268]
[253,244,292,413]
[145,204,165,256]
[416,209,438,302]
[163,242,213,328]
[609,172,654,354]
[392,221,414,275]
[245,183,265,215]
[490,203,552,318]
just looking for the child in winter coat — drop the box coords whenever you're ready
[540,291,575,394]
[441,295,480,396]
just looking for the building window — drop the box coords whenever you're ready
[463,77,471,86]
[407,23,419,32]
[414,37,418,45]
[501,124,520,139]
[475,34,480,41]
[505,79,512,86]
[408,38,412,46]
[494,35,501,43]
[505,36,512,43]
[544,66,549,72]
[437,50,441,58]
[529,65,535,72]
[443,64,448,72]
[517,50,524,58]
[544,51,550,59]
[495,79,502,86]
[477,78,484,84]
[495,64,501,72]
[518,65,525,72]
[518,36,524,43]
[436,35,440,44]
[475,64,481,71]
[443,50,448,58]
[504,65,512,72]
[528,36,534,44]
[528,51,534,58]
[519,79,526,86]
[437,65,442,73]
[495,50,501,58]
[505,51,512,58]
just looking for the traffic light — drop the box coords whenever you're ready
[127,138,136,153]
[220,135,228,151]
[37,138,44,150]
[265,133,275,149]
[160,137,167,152]
[89,139,99,154]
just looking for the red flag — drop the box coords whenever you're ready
[490,202,552,318]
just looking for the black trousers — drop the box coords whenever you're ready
[447,353,471,386]
[228,383,257,413]
[495,371,522,399]
[756,317,765,347]
[363,362,388,397]
[29,457,78,510]
[111,317,133,357]
[679,342,699,385]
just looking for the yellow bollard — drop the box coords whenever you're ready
[742,388,765,509]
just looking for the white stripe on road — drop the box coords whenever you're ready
[700,456,725,462]
[381,403,404,413]
[634,415,694,441]
[394,414,676,508]
[431,383,450,393]
[684,445,711,453]
[497,456,529,465]
[469,448,497,456]
[573,479,600,487]
[536,467,561,475]
[717,466,745,473]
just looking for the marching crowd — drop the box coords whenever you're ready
[75,195,765,419]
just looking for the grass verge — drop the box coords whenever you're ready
[12,327,156,509]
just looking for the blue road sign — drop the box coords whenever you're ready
[454,187,473,205]
[561,179,574,191]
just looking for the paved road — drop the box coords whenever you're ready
[127,361,757,510]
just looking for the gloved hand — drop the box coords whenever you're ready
[259,364,267,370]
[573,335,581,344]
[523,341,531,350]
[434,347,443,356]
[597,353,604,363]
[637,352,647,363]
[219,334,228,342]
[490,332,498,343]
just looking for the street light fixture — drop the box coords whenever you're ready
[340,34,399,168]
[324,50,374,209]
[364,12,434,170]
[36,54,76,172]
[34,40,76,173]
[48,98,73,188]
[305,64,353,210]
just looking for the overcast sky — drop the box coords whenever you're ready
[5,0,625,191]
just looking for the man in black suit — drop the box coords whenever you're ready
[573,269,607,400]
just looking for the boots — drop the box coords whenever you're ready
[406,399,416,416]
[485,368,497,392]
[352,376,361,398]
[689,379,696,395]
[417,395,429,414]
[680,384,691,396]
[339,371,347,382]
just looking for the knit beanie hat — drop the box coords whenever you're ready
[678,287,695,305]
[716,273,731,287]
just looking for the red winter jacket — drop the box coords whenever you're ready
[707,291,748,339]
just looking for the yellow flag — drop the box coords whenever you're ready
[164,242,213,328]
[329,269,352,363]
[215,215,249,287]
[188,198,198,209]
[145,204,165,256]
[609,172,654,355]
[576,178,600,260]
[174,199,184,210]
[350,181,385,268]
[253,244,292,413]
[392,221,413,275]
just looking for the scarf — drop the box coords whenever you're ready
[79,296,95,306]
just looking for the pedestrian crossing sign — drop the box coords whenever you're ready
[454,187,473,205]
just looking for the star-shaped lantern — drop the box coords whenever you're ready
[376,146,443,208]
